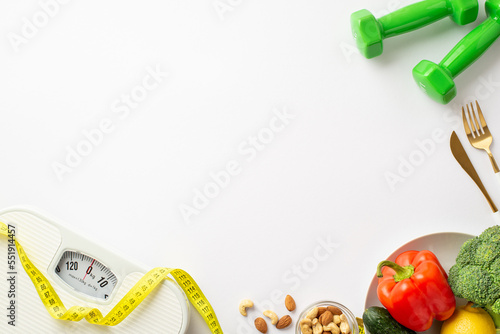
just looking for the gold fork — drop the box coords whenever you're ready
[462,101,499,173]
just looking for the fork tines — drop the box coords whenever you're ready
[461,100,499,173]
[462,101,487,139]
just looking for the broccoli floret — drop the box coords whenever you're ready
[448,264,500,305]
[455,238,480,266]
[490,256,500,287]
[448,225,500,327]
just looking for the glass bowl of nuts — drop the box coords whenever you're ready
[295,301,359,334]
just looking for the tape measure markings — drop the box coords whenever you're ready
[1,221,223,333]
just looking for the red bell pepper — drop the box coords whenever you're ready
[376,250,455,332]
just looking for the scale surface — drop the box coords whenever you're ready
[0,207,190,333]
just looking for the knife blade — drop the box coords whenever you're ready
[450,131,498,213]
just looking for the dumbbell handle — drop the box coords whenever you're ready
[440,17,500,78]
[379,1,452,37]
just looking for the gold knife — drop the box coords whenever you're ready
[450,131,498,213]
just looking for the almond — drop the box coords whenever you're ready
[255,317,268,333]
[319,310,333,326]
[276,315,292,329]
[285,295,296,311]
[317,306,327,317]
[327,306,342,316]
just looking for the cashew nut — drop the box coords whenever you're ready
[301,324,313,334]
[306,307,319,320]
[313,321,323,334]
[312,318,319,325]
[333,314,341,325]
[238,299,253,316]
[300,318,312,327]
[324,322,340,334]
[339,321,350,334]
[263,310,278,325]
[339,315,350,334]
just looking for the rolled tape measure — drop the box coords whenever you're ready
[0,207,223,333]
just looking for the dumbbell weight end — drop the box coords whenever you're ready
[412,60,456,104]
[351,10,383,59]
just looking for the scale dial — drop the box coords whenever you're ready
[54,250,118,302]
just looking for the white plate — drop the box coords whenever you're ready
[364,232,475,334]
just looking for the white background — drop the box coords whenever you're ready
[2,0,500,333]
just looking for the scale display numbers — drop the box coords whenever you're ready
[54,250,118,301]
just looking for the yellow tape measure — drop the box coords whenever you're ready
[0,221,223,333]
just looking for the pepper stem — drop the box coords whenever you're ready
[376,260,415,282]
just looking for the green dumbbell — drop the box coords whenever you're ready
[351,0,479,59]
[413,0,500,104]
